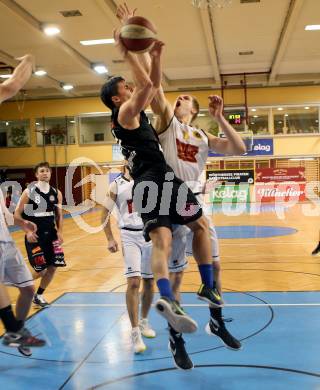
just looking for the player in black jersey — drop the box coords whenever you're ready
[100,27,223,357]
[15,162,66,308]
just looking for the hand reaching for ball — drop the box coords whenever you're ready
[113,28,128,57]
[208,95,224,120]
[149,41,165,59]
[116,2,137,24]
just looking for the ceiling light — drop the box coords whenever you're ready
[305,25,320,31]
[34,70,47,76]
[5,122,9,126]
[62,84,74,91]
[93,64,108,74]
[277,107,283,111]
[80,38,115,46]
[251,122,255,125]
[43,25,61,36]
[304,106,310,110]
[284,114,289,117]
[253,115,258,118]
[70,120,75,124]
[198,113,206,117]
[278,121,282,124]
[0,74,12,79]
[36,122,40,125]
[251,108,256,112]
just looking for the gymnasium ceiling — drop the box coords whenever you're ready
[0,0,319,100]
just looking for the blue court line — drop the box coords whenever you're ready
[1,292,320,390]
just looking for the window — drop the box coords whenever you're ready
[273,106,319,135]
[192,110,219,136]
[0,119,30,147]
[79,114,114,144]
[36,117,76,145]
[248,108,269,135]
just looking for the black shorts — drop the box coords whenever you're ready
[25,230,66,272]
[133,166,202,241]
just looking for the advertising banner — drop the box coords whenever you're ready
[256,167,306,183]
[206,170,254,184]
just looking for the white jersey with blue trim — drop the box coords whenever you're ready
[114,175,143,230]
[158,116,209,193]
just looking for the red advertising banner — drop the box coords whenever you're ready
[256,167,305,183]
[255,183,306,203]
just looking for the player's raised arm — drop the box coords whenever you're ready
[206,95,246,155]
[0,54,34,104]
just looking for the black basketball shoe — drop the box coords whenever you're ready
[168,333,194,370]
[205,317,241,350]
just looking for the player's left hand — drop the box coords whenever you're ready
[208,95,224,120]
[116,2,137,24]
[149,40,165,59]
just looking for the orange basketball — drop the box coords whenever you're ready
[119,16,157,53]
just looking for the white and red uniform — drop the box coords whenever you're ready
[113,175,188,278]
[0,191,33,287]
[159,116,220,261]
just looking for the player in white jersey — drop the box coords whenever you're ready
[0,53,46,355]
[101,164,155,354]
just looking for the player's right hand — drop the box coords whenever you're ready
[16,54,35,71]
[26,230,38,243]
[107,239,119,253]
[116,2,137,24]
[24,220,37,233]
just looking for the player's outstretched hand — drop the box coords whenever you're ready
[149,40,165,59]
[113,28,128,57]
[116,2,137,24]
[208,95,224,120]
[26,230,38,243]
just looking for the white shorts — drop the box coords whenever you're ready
[120,229,153,279]
[186,194,220,261]
[169,225,189,273]
[0,242,34,288]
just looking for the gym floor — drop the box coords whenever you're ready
[1,202,320,389]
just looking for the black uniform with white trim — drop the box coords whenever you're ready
[111,109,202,241]
[23,184,65,271]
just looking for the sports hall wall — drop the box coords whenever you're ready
[0,85,319,204]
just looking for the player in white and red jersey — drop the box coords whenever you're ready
[101,163,188,354]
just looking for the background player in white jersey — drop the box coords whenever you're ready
[101,163,188,353]
[0,54,46,355]
[101,163,156,353]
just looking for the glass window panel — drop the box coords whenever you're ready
[192,110,219,136]
[248,108,269,135]
[79,114,114,144]
[0,119,30,147]
[273,106,319,135]
[35,117,75,145]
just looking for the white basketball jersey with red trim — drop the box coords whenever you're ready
[159,116,209,192]
[114,175,143,229]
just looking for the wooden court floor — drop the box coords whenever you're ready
[4,201,320,330]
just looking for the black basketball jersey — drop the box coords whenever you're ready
[111,109,167,179]
[22,184,58,233]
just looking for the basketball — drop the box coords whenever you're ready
[119,16,157,53]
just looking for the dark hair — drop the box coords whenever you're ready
[34,162,51,173]
[191,96,200,122]
[100,76,125,110]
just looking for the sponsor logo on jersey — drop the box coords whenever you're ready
[49,195,55,202]
[176,139,199,163]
